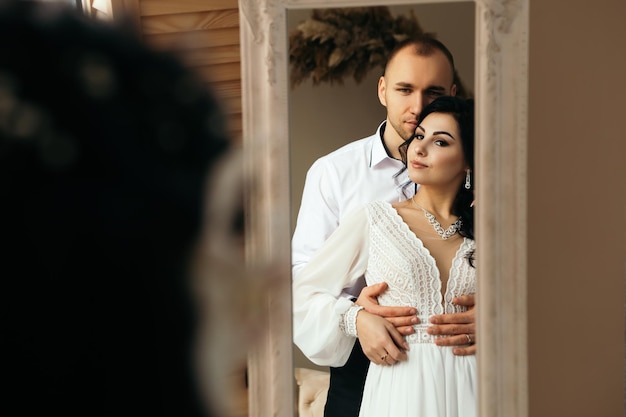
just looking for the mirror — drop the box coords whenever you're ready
[287,1,476,375]
[239,1,529,416]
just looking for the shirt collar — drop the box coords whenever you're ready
[370,121,401,168]
[370,121,391,167]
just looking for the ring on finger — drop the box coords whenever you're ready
[380,354,387,361]
[466,334,472,344]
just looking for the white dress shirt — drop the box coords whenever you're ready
[292,122,415,294]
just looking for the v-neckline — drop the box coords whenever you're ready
[375,201,468,305]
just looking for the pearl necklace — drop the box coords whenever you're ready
[411,197,462,240]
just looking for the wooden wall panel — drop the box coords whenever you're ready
[139,0,237,17]
[144,27,240,50]
[141,10,239,34]
[208,80,241,100]
[114,0,242,144]
[195,62,241,82]
[179,45,240,67]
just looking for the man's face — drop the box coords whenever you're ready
[378,47,456,152]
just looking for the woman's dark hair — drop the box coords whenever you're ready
[398,96,475,242]
[0,1,229,416]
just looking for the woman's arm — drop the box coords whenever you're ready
[292,206,370,366]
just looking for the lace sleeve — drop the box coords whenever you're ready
[340,304,364,337]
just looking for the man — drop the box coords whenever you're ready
[292,35,476,417]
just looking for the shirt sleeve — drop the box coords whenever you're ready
[291,158,340,278]
[292,205,370,367]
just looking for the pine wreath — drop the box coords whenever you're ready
[289,7,471,97]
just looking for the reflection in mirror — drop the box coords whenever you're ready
[288,3,476,381]
[239,0,529,416]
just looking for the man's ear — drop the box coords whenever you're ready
[377,76,387,107]
[451,83,457,97]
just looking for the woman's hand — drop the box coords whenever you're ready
[355,309,409,366]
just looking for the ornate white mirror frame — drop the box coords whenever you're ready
[239,1,529,416]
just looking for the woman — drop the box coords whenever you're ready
[0,2,250,416]
[293,96,476,417]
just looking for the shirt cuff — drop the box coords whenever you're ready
[340,304,364,337]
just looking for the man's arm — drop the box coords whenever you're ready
[292,159,340,278]
[427,294,476,356]
[355,282,418,335]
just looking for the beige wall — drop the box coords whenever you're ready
[114,0,243,144]
[527,0,626,416]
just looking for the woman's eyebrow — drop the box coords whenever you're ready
[432,130,456,140]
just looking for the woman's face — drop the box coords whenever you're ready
[407,112,467,190]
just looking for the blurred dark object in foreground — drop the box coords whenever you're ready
[0,1,231,416]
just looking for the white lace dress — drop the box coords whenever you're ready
[293,201,476,417]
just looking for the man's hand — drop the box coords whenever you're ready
[355,282,418,335]
[356,309,408,366]
[427,294,476,356]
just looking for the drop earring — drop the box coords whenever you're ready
[465,169,471,190]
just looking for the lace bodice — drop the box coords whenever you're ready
[365,201,476,342]
[294,200,476,365]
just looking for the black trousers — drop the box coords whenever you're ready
[323,339,369,417]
